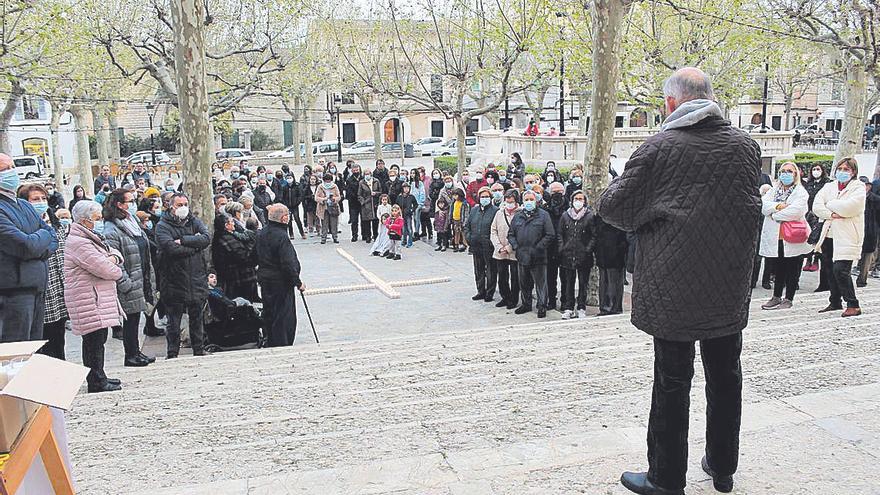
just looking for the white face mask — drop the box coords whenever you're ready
[812,169,822,179]
[572,200,584,210]
[175,205,189,220]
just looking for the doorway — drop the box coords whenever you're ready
[384,118,400,143]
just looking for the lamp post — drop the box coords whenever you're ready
[328,94,343,163]
[146,102,157,168]
[556,12,567,136]
[760,61,769,133]
[504,97,510,131]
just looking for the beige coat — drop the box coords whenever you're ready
[813,179,866,261]
[490,207,518,261]
[315,183,341,219]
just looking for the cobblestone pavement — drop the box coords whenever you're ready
[64,252,880,495]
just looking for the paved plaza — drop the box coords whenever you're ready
[61,225,880,495]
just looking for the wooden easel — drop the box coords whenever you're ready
[0,406,74,495]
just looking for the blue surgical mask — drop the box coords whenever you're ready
[165,186,175,192]
[0,170,20,192]
[444,182,453,189]
[572,177,582,185]
[492,191,503,201]
[92,220,105,234]
[523,200,536,211]
[59,218,72,227]
[145,220,153,230]
[534,193,543,203]
[779,172,795,186]
[32,202,49,215]
[479,197,491,207]
[128,203,138,217]
[365,175,372,181]
[836,171,851,184]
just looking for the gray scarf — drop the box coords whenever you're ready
[661,99,724,131]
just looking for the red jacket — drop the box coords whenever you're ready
[524,123,539,136]
[385,216,404,236]
[466,179,487,207]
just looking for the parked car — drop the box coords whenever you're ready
[431,137,477,156]
[412,137,446,156]
[342,140,375,155]
[266,141,341,159]
[215,148,254,161]
[124,150,172,166]
[12,155,44,179]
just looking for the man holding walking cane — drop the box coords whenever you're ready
[256,204,305,347]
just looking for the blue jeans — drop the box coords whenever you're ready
[0,291,45,342]
[412,212,421,240]
[402,215,413,246]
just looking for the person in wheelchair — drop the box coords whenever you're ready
[204,274,264,351]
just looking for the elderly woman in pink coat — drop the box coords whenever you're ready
[64,200,126,393]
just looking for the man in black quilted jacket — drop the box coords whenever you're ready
[598,67,762,495]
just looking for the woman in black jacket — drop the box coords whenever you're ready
[558,191,596,319]
[285,174,306,239]
[594,214,628,316]
[803,163,831,275]
[211,214,258,302]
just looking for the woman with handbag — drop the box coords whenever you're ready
[759,162,813,310]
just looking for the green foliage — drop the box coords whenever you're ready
[118,134,152,157]
[250,129,280,151]
[793,152,834,171]
[433,156,470,175]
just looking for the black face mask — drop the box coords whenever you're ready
[258,186,266,192]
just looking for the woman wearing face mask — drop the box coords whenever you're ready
[542,161,562,186]
[101,189,155,367]
[490,184,505,207]
[507,190,555,318]
[813,158,866,317]
[803,164,832,276]
[509,152,525,179]
[491,189,521,310]
[429,169,445,212]
[136,206,166,338]
[65,200,125,393]
[410,173,428,241]
[386,168,403,205]
[565,170,585,208]
[68,184,90,210]
[303,174,320,235]
[358,168,382,242]
[758,163,812,310]
[465,187,500,302]
[558,191,596,319]
[315,173,342,244]
[18,185,69,359]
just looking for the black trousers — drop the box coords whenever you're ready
[560,263,592,311]
[262,281,296,347]
[599,267,625,314]
[122,312,142,358]
[349,202,362,238]
[365,219,379,240]
[82,328,109,387]
[166,300,206,357]
[772,241,802,301]
[472,250,498,298]
[39,318,67,360]
[287,204,305,237]
[420,212,433,237]
[647,332,743,490]
[518,263,547,309]
[821,238,859,308]
[546,252,560,306]
[496,259,519,307]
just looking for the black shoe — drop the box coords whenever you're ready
[514,305,532,315]
[88,381,122,393]
[435,245,443,251]
[620,472,684,495]
[818,304,843,313]
[495,300,507,308]
[333,239,340,244]
[813,286,829,293]
[111,328,122,340]
[124,355,149,367]
[472,293,485,301]
[440,246,447,252]
[701,456,733,493]
[857,281,867,288]
[193,349,206,356]
[393,254,401,260]
[483,296,494,303]
[546,300,556,310]
[761,282,772,290]
[384,252,394,258]
[506,303,518,310]
[138,352,156,364]
[351,237,358,242]
[537,307,546,318]
[105,378,121,386]
[372,251,380,256]
[166,353,179,360]
[144,327,165,337]
[365,238,372,243]
[321,240,326,244]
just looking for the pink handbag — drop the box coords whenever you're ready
[781,220,809,244]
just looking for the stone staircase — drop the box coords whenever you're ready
[66,287,880,495]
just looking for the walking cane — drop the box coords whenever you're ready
[299,289,320,344]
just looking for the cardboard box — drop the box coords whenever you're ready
[0,341,89,453]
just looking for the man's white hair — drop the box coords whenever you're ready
[267,203,289,223]
[663,67,715,102]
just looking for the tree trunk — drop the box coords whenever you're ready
[69,105,94,190]
[49,100,64,186]
[287,100,302,168]
[0,81,23,155]
[455,115,467,177]
[372,117,384,161]
[92,107,110,168]
[302,97,314,168]
[783,96,793,131]
[835,60,868,164]
[170,0,214,227]
[108,104,122,164]
[578,92,590,135]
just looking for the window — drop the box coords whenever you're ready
[499,118,513,130]
[283,121,294,147]
[614,116,624,128]
[340,93,355,105]
[430,75,444,102]
[342,123,356,144]
[431,120,444,137]
[14,96,47,121]
[771,116,782,131]
[465,118,479,136]
[830,81,843,102]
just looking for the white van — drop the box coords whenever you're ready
[12,155,44,179]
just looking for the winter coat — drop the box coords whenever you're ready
[597,113,762,341]
[286,181,303,208]
[396,193,418,218]
[358,179,382,222]
[387,179,404,205]
[385,216,404,237]
[47,191,65,211]
[63,222,123,335]
[346,174,363,207]
[270,178,287,204]
[211,219,257,292]
[256,221,301,287]
[373,167,390,192]
[315,184,341,219]
[558,208,596,269]
[450,200,470,228]
[412,184,427,213]
[863,190,880,254]
[253,186,273,210]
[465,179,487,207]
[814,179,867,261]
[43,224,68,324]
[0,196,57,293]
[428,179,445,214]
[156,213,211,304]
[465,203,499,254]
[759,184,813,258]
[434,208,449,233]
[542,193,567,256]
[102,219,147,315]
[507,208,555,267]
[594,216,628,269]
[490,207,518,261]
[804,177,831,212]
[302,184,318,213]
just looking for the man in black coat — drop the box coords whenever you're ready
[464,186,499,302]
[373,159,390,193]
[156,193,212,358]
[256,204,304,347]
[542,182,567,310]
[597,68,761,495]
[345,163,365,242]
[507,190,556,318]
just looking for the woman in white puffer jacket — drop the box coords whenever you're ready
[813,157,866,317]
[759,162,813,310]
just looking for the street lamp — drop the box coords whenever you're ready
[556,11,567,136]
[760,61,769,133]
[327,94,343,163]
[146,102,157,168]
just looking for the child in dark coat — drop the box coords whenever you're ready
[434,198,450,252]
